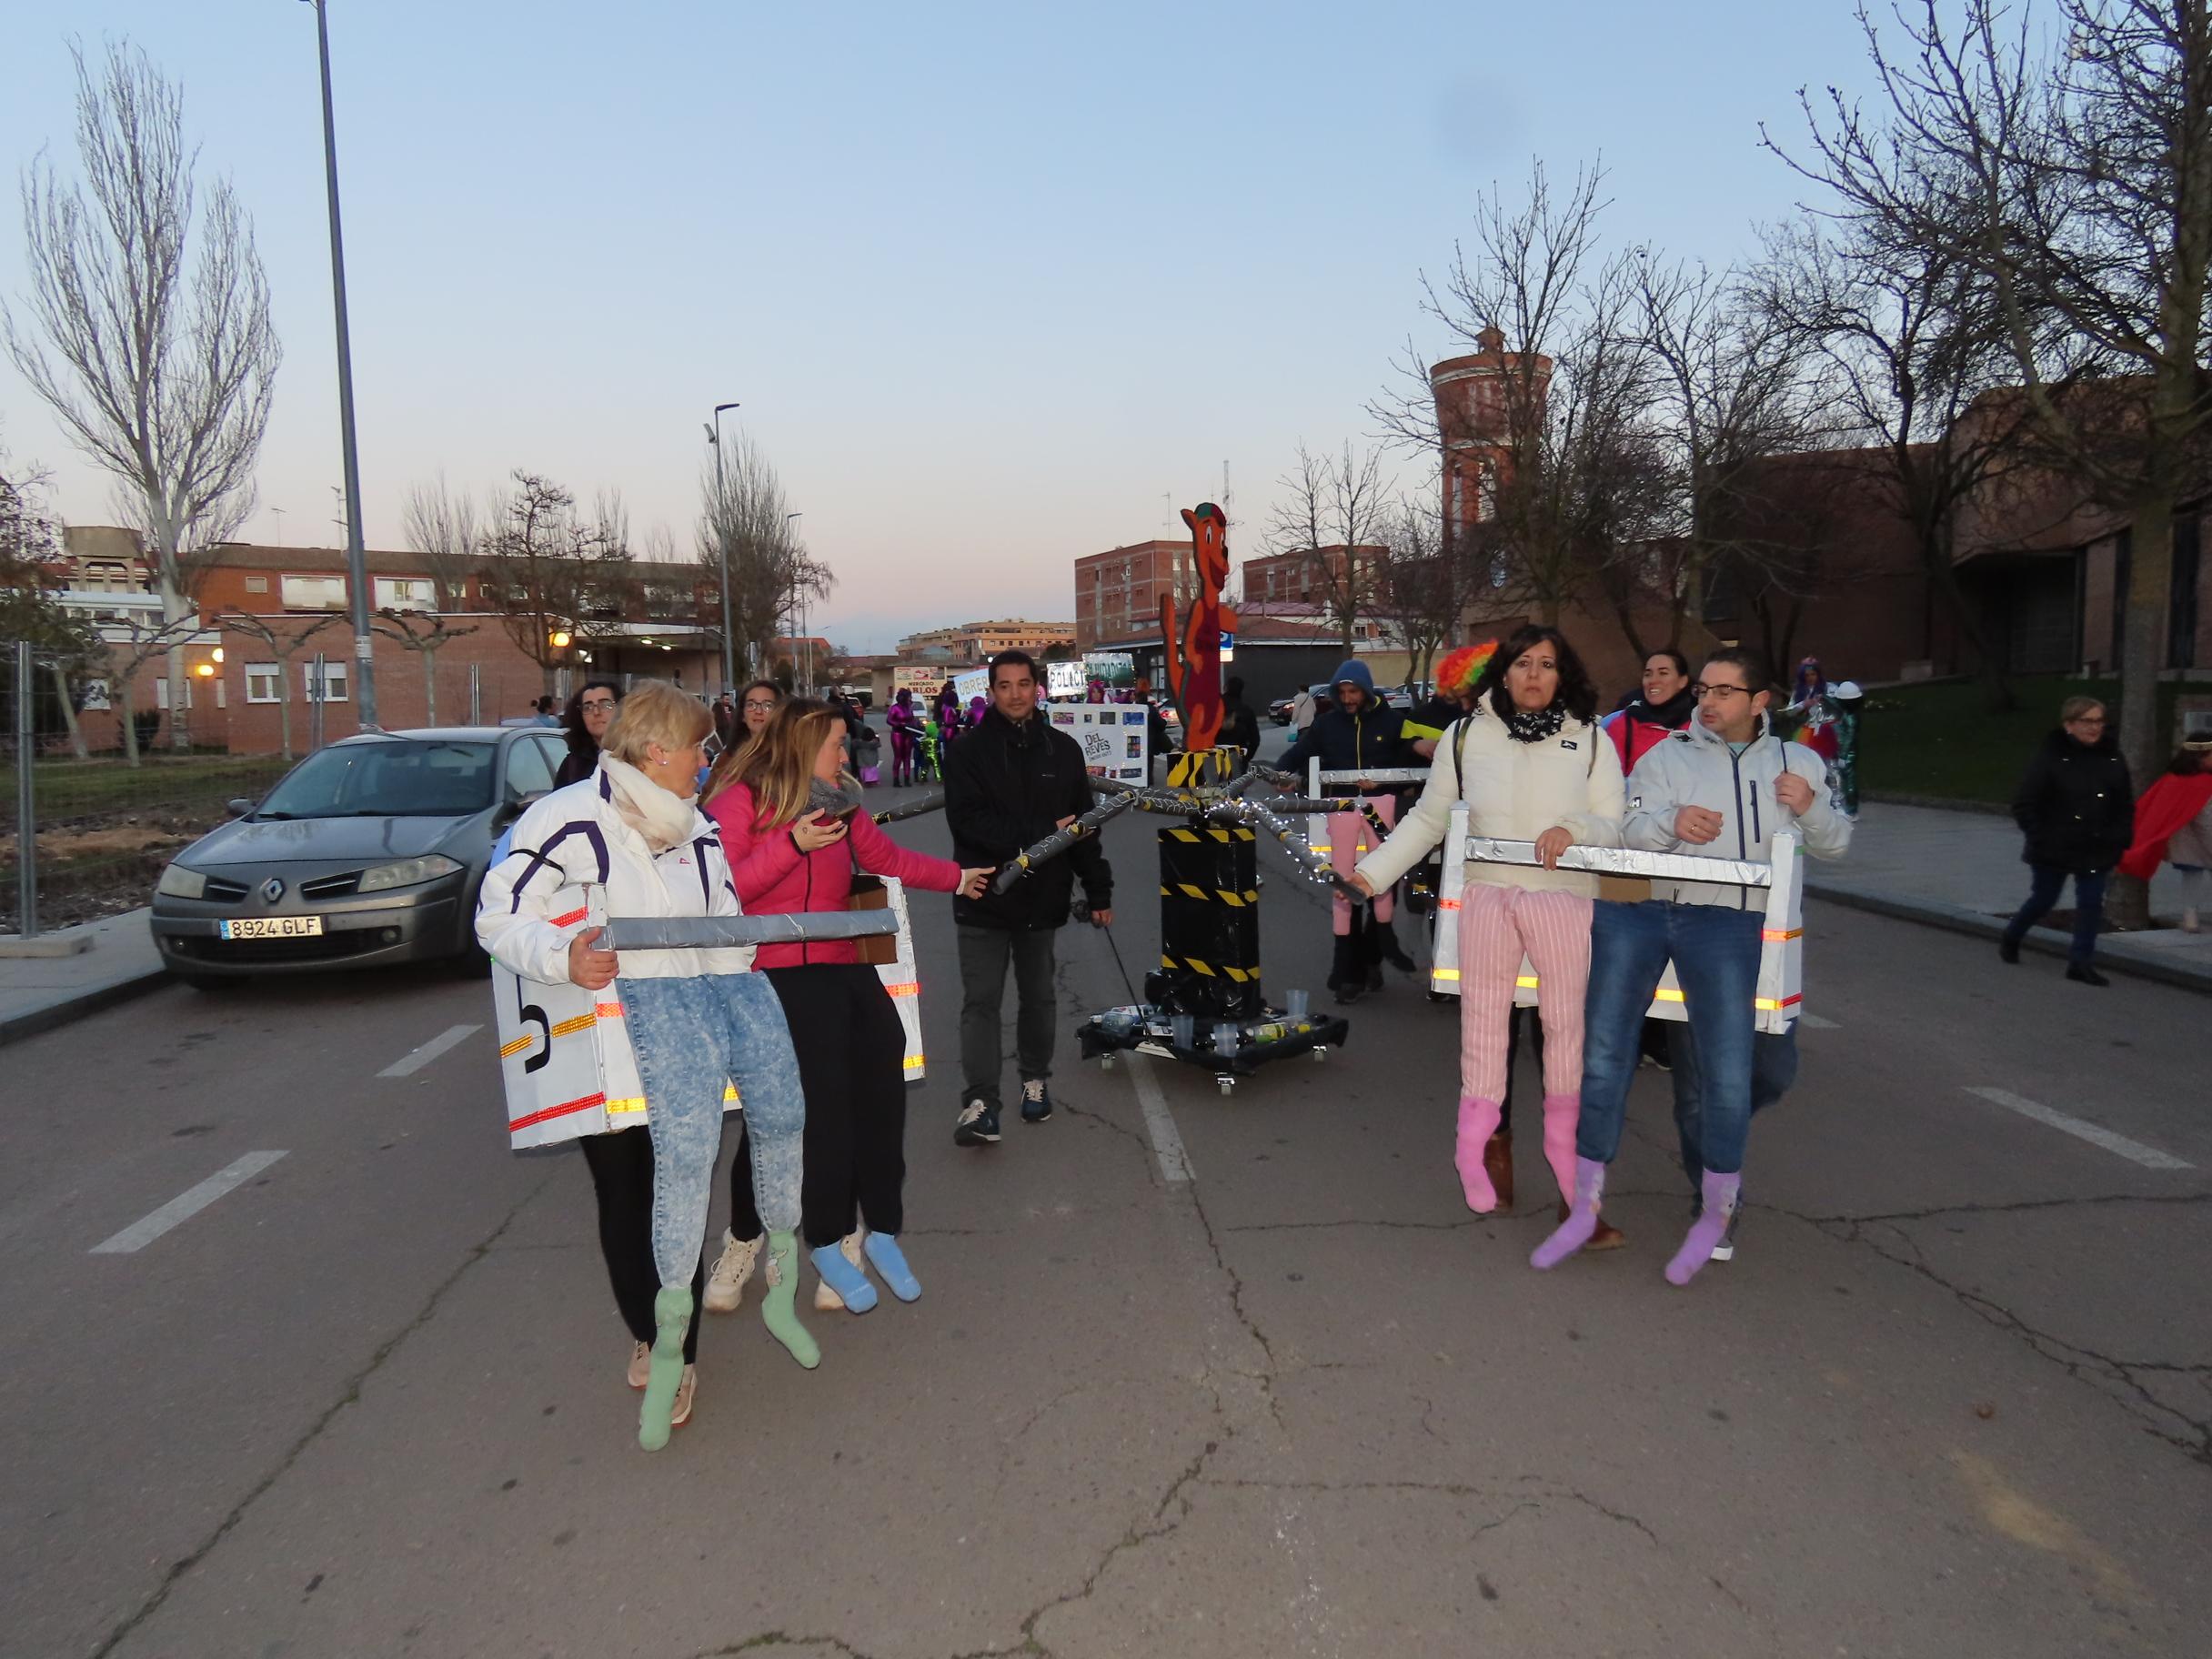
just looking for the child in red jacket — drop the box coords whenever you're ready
[703,699,989,1312]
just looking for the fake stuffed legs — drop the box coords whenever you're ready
[620,971,817,1449]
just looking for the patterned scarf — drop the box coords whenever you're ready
[601,755,699,853]
[1503,705,1568,745]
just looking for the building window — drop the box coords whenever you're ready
[375,576,435,611]
[304,661,349,703]
[281,574,348,611]
[245,575,269,594]
[245,663,282,703]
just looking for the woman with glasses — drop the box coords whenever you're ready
[1999,696,2135,985]
[555,680,623,787]
[739,680,784,745]
[1346,626,1624,1220]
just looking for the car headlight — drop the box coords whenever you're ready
[357,854,464,893]
[156,862,207,900]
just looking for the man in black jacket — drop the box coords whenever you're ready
[944,650,1114,1144]
[1999,695,2134,984]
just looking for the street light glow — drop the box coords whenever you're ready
[550,629,572,649]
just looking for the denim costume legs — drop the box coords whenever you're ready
[1668,1021,1798,1187]
[1575,901,1764,1176]
[2003,863,2108,966]
[621,972,805,1289]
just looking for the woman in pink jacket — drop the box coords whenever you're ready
[703,699,990,1313]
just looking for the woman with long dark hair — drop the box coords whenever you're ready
[555,679,622,787]
[1350,625,1624,1218]
[703,699,990,1312]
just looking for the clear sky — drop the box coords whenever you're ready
[0,1,1885,651]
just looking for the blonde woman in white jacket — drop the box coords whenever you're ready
[1351,627,1624,1217]
[478,681,817,1452]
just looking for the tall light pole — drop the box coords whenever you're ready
[705,401,740,695]
[785,511,805,690]
[300,0,377,729]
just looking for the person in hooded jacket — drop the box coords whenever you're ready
[1999,696,2135,983]
[1280,660,1411,1001]
[944,650,1114,1145]
[1533,648,1852,1285]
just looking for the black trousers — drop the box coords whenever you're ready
[730,963,910,1249]
[957,923,1059,1105]
[578,1127,705,1362]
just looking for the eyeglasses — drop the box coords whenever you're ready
[2070,714,2106,726]
[580,698,617,712]
[743,699,778,712]
[1690,682,1753,700]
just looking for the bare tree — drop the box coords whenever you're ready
[4,40,279,749]
[0,443,99,758]
[400,476,484,609]
[480,472,633,695]
[1264,441,1392,654]
[1782,0,2212,920]
[698,434,832,679]
[1367,491,1477,685]
[96,609,213,767]
[370,609,477,729]
[217,611,341,760]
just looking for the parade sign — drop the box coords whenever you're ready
[1045,659,1087,699]
[1051,703,1150,784]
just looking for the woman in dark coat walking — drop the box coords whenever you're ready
[1999,695,2135,985]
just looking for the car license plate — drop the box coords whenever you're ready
[219,916,325,940]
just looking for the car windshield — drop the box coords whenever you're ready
[255,739,498,819]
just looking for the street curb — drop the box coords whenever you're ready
[1804,880,2212,996]
[0,963,170,1048]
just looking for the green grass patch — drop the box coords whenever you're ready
[2,753,294,828]
[1855,674,2187,807]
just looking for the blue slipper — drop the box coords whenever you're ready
[810,1242,877,1312]
[864,1232,921,1302]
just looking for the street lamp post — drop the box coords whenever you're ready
[785,511,805,691]
[300,0,377,729]
[705,402,740,697]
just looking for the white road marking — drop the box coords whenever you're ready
[1800,1012,1841,1031]
[1121,1051,1192,1183]
[1962,1087,2193,1171]
[90,1151,289,1254]
[378,1022,483,1078]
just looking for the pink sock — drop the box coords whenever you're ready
[1453,1097,1503,1212]
[1532,1157,1606,1269]
[1666,1171,1742,1285]
[1540,1093,1580,1202]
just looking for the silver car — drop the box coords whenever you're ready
[150,727,568,986]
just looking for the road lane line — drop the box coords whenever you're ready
[1121,1052,1192,1183]
[90,1151,289,1254]
[1800,1012,1840,1031]
[1962,1087,2193,1171]
[378,1022,483,1078]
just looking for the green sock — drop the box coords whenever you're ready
[760,1231,819,1370]
[638,1283,692,1451]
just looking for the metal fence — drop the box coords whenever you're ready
[3,639,293,937]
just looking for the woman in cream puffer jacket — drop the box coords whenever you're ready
[1352,626,1624,1218]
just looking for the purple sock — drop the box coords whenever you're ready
[1531,1157,1607,1270]
[1665,1171,1742,1285]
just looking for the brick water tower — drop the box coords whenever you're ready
[1429,325,1552,546]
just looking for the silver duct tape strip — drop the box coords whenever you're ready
[1317,768,1430,785]
[1257,796,1362,813]
[1248,763,1302,789]
[1241,799,1362,896]
[602,910,901,950]
[1460,838,1774,888]
[990,791,1138,893]
[870,789,945,824]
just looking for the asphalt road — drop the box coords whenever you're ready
[4,753,2207,1658]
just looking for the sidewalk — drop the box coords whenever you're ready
[1805,801,2212,993]
[0,908,168,1046]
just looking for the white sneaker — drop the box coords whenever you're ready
[627,1340,650,1390]
[671,1364,697,1428]
[704,1230,761,1313]
[813,1231,867,1311]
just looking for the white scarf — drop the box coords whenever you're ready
[600,755,699,854]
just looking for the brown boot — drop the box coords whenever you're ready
[1557,1198,1624,1251]
[1483,1132,1515,1210]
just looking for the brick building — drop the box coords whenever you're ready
[894,618,1075,663]
[1241,545,1390,608]
[50,529,724,753]
[1073,540,1201,649]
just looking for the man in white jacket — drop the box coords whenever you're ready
[1533,648,1851,1284]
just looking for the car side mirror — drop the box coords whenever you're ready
[226,798,254,818]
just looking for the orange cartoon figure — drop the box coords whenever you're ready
[1161,502,1229,754]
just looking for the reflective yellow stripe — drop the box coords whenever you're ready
[1312,843,1332,854]
[1432,968,1462,982]
[902,1052,926,1071]
[498,1034,534,1059]
[549,1011,595,1038]
[1656,988,1685,1001]
[606,1096,647,1116]
[1179,883,1208,899]
[1516,975,1539,990]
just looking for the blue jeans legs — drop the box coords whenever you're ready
[621,971,807,1288]
[1668,1021,1798,1189]
[2002,864,2108,966]
[1575,900,1765,1177]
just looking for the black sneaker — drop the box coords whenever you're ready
[1998,936,2021,965]
[2066,962,2110,987]
[954,1098,1001,1146]
[1020,1078,1053,1123]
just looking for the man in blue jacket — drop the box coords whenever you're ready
[1280,659,1412,1001]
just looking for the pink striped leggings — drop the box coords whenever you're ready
[1456,883,1592,1104]
[1328,797,1396,936]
